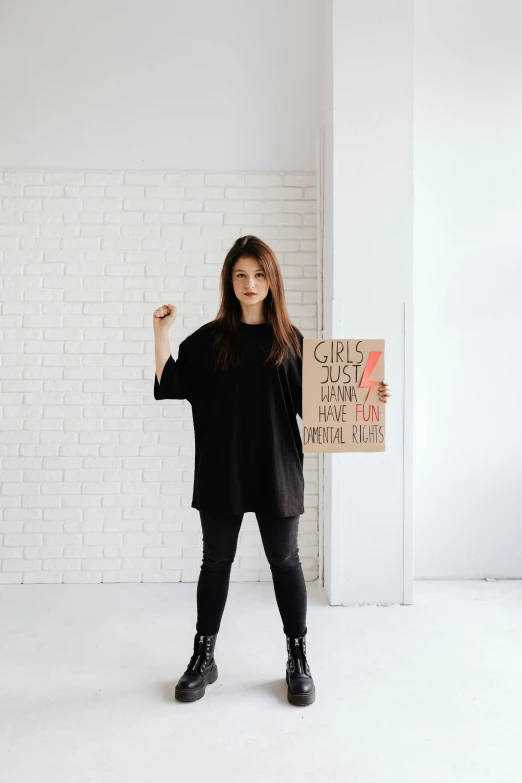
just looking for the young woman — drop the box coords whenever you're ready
[153,235,391,707]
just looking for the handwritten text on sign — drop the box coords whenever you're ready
[302,339,386,453]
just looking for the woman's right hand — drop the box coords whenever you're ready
[153,304,177,334]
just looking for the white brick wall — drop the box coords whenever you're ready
[0,169,319,584]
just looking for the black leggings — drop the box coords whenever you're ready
[195,510,308,637]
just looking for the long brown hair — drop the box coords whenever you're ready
[205,235,302,372]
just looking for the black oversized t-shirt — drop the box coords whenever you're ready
[154,319,304,516]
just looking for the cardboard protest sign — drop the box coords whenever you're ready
[302,339,386,453]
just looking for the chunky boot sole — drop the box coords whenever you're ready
[175,663,218,703]
[286,669,315,706]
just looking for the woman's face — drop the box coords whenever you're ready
[231,255,270,306]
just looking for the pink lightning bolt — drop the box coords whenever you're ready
[359,351,382,403]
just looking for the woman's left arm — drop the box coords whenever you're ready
[287,327,304,420]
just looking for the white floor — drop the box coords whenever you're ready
[0,579,521,783]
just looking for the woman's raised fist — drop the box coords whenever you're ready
[153,304,177,332]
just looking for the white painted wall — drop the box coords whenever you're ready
[321,0,414,604]
[0,1,323,583]
[4,0,517,584]
[0,169,319,583]
[414,0,522,578]
[0,0,322,172]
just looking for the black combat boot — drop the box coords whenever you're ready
[175,632,219,702]
[285,633,315,706]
